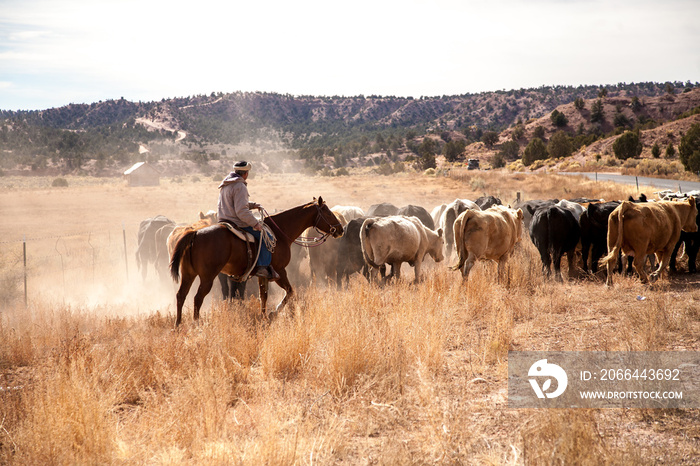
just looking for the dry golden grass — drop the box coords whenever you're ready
[1,170,700,464]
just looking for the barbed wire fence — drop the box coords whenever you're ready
[0,223,140,308]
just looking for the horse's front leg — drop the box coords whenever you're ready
[274,272,295,316]
[258,277,269,316]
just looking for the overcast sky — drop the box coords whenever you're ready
[1,0,699,111]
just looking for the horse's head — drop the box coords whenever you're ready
[314,196,344,238]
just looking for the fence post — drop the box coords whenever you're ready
[23,235,27,308]
[122,222,129,280]
[635,176,639,192]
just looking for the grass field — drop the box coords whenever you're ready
[1,170,699,464]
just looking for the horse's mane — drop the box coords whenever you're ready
[268,200,322,219]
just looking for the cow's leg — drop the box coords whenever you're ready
[591,242,607,275]
[632,254,650,284]
[391,262,401,282]
[273,271,295,316]
[605,252,618,287]
[688,239,699,273]
[566,249,579,280]
[413,259,422,283]
[218,273,230,300]
[552,250,564,282]
[581,240,591,274]
[232,280,246,299]
[258,277,269,316]
[670,238,684,273]
[193,275,216,321]
[650,249,673,282]
[496,255,509,283]
[175,272,196,327]
[539,250,552,279]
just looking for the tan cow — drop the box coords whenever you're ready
[304,208,348,285]
[166,210,218,260]
[603,197,698,285]
[451,205,524,281]
[360,215,444,283]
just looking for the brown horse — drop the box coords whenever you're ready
[169,197,343,326]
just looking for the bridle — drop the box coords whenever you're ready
[260,203,342,248]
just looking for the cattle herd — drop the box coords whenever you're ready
[137,190,700,305]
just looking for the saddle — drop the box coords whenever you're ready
[219,222,256,242]
[218,221,277,282]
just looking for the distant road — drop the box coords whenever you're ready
[559,172,700,194]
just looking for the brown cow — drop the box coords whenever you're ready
[451,205,524,281]
[603,197,698,285]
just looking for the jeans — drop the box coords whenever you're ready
[242,226,272,267]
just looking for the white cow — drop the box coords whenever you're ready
[436,199,481,258]
[556,199,585,221]
[360,216,444,283]
[331,205,365,221]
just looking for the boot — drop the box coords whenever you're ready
[254,266,280,281]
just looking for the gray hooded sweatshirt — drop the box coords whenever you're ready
[217,172,260,228]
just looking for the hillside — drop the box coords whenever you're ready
[1,81,699,177]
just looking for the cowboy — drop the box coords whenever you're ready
[217,161,279,280]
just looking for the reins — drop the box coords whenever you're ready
[259,204,340,248]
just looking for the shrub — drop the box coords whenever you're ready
[651,142,661,158]
[444,140,466,162]
[613,112,631,128]
[613,131,642,160]
[574,97,585,110]
[635,159,684,177]
[630,96,642,112]
[481,131,499,147]
[547,131,573,159]
[522,138,548,166]
[532,126,546,140]
[512,124,525,141]
[550,110,568,127]
[666,143,676,158]
[499,140,520,161]
[52,177,69,187]
[679,123,700,173]
[491,153,505,169]
[590,99,605,123]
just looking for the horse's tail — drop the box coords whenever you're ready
[360,218,381,269]
[170,228,197,282]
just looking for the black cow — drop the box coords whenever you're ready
[475,195,502,210]
[580,201,620,274]
[366,202,399,217]
[136,215,175,280]
[336,217,371,288]
[670,196,700,274]
[514,199,559,231]
[397,205,435,230]
[528,205,581,281]
[218,275,247,300]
